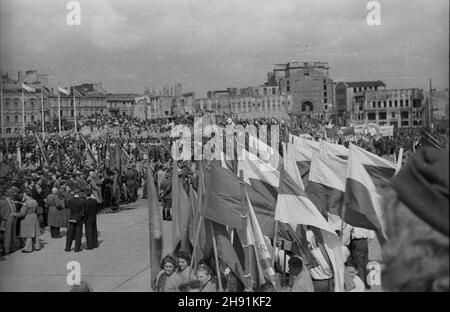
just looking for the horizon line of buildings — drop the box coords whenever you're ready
[0,66,448,134]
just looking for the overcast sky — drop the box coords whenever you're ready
[1,0,448,97]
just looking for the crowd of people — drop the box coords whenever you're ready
[0,112,448,292]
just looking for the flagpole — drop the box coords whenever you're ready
[146,159,154,290]
[41,85,45,140]
[73,87,77,132]
[58,86,61,134]
[0,78,4,135]
[22,86,25,134]
[191,161,204,272]
[210,221,224,292]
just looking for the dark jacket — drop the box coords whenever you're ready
[67,196,86,222]
[85,198,97,221]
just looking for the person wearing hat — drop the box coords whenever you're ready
[46,187,67,239]
[0,188,21,255]
[65,188,86,252]
[12,189,41,253]
[381,146,449,291]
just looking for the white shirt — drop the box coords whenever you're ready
[351,227,375,240]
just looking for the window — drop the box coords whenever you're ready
[402,120,409,126]
[383,101,387,108]
[401,111,409,119]
[287,86,290,92]
[71,110,74,117]
[391,112,396,118]
[368,112,376,120]
[378,101,381,108]
[6,116,10,123]
[272,88,276,95]
[353,88,357,93]
[324,92,327,98]
[24,115,27,122]
[379,112,387,120]
[400,100,403,107]
[14,115,18,123]
[394,100,398,107]
[304,72,309,76]
[405,100,409,107]
[389,101,392,107]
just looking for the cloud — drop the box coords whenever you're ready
[1,0,448,95]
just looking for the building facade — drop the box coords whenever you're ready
[48,83,108,125]
[195,94,293,120]
[424,89,449,122]
[276,61,335,119]
[352,88,425,128]
[335,81,386,121]
[1,71,50,134]
[107,93,140,117]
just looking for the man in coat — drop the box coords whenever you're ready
[0,188,21,256]
[65,189,86,252]
[84,190,99,250]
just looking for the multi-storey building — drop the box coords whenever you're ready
[276,61,335,119]
[48,83,108,124]
[335,80,386,121]
[195,94,293,120]
[425,89,449,121]
[353,88,425,128]
[1,71,51,134]
[107,93,140,117]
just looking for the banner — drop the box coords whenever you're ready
[341,127,356,142]
[354,123,380,137]
[380,126,394,137]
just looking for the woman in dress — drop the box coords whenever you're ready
[13,189,41,253]
[155,255,183,292]
[46,187,66,238]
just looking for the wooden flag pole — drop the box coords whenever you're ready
[191,161,204,272]
[210,221,224,292]
[146,159,154,290]
[395,148,404,175]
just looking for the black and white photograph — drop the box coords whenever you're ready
[0,0,448,295]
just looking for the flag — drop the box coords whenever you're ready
[320,140,348,159]
[287,139,320,183]
[349,143,396,191]
[420,127,446,151]
[171,160,180,250]
[80,134,98,167]
[306,152,347,216]
[147,163,163,289]
[17,147,22,169]
[35,132,49,165]
[58,86,70,95]
[22,83,35,92]
[238,149,279,204]
[344,144,394,241]
[246,135,281,170]
[275,159,337,235]
[202,162,276,238]
[210,220,248,289]
[177,177,193,253]
[245,191,276,287]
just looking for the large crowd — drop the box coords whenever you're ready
[0,113,448,292]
